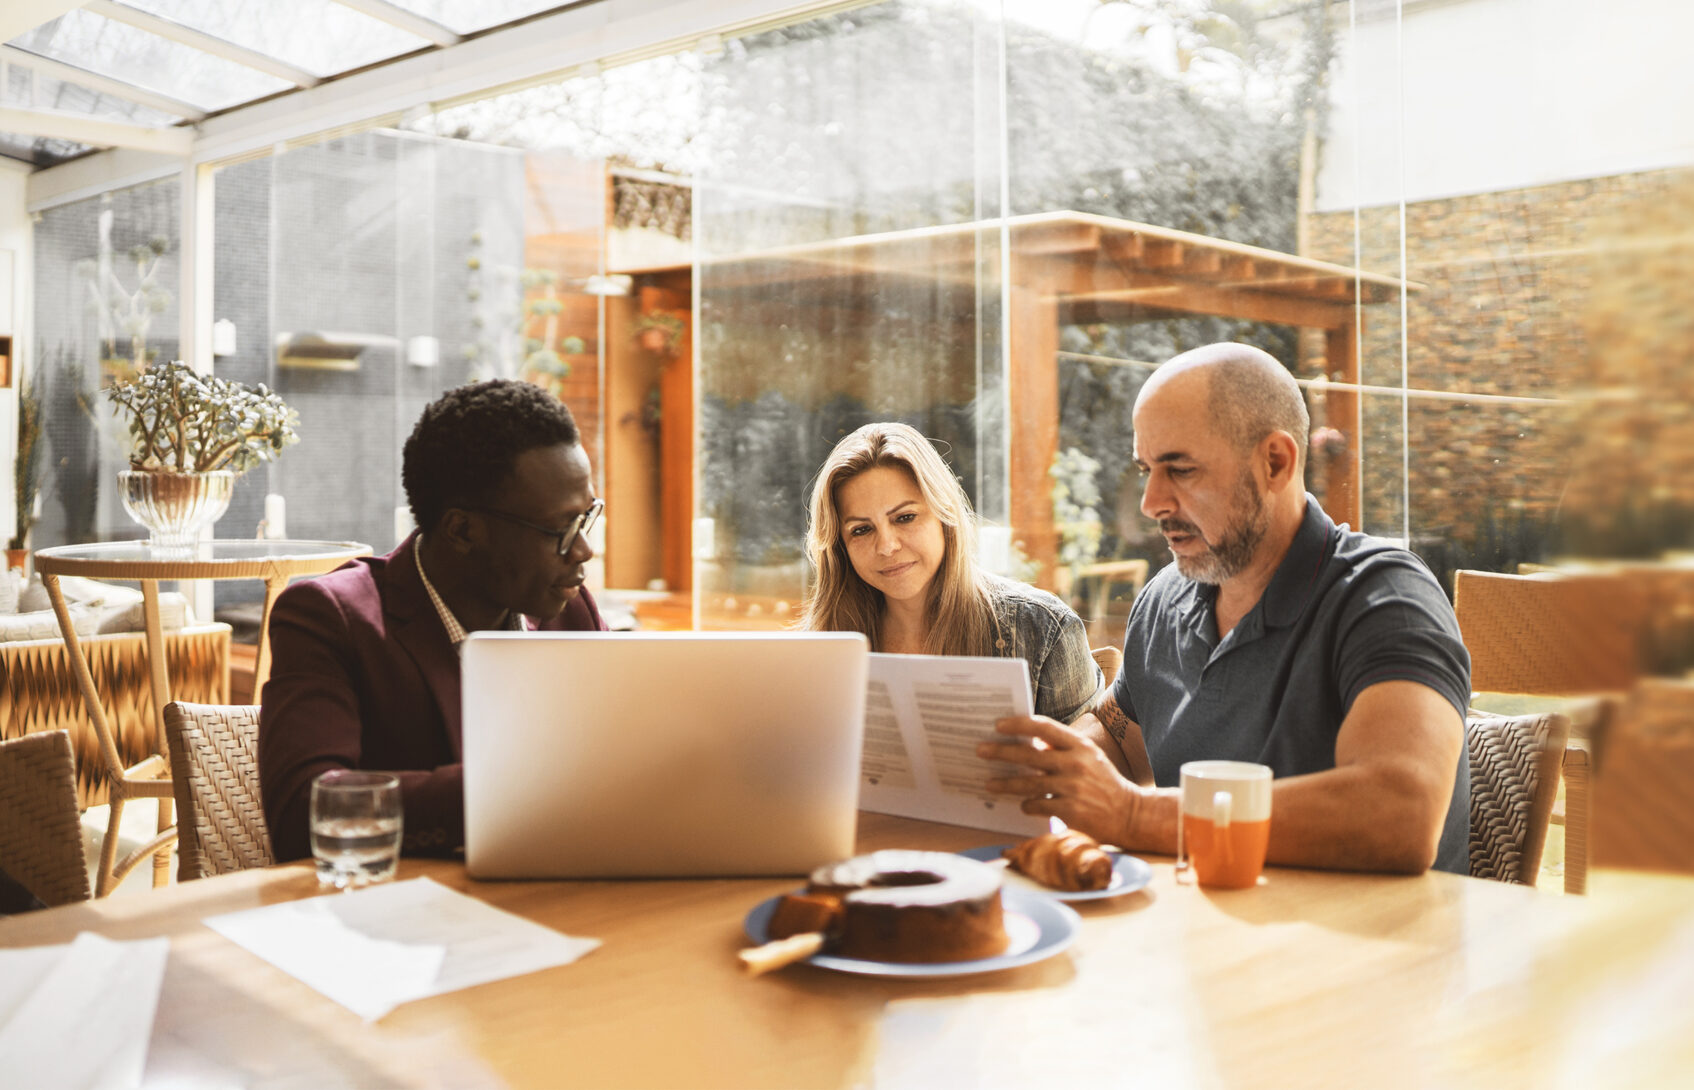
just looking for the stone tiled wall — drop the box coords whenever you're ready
[1305,167,1694,562]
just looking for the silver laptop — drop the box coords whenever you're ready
[461,631,869,878]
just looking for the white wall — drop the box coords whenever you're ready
[0,160,33,545]
[1318,0,1694,210]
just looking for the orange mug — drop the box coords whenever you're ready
[1176,760,1272,889]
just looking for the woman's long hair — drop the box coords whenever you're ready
[800,422,997,656]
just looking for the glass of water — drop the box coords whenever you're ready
[310,770,402,890]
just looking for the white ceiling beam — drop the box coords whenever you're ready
[0,45,208,121]
[84,0,321,88]
[0,0,86,43]
[27,0,847,207]
[0,104,193,155]
[329,0,461,49]
[186,0,840,165]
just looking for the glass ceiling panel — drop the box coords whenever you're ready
[10,10,291,112]
[0,130,92,168]
[120,0,430,79]
[5,68,181,127]
[389,1,567,36]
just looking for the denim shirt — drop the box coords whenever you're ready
[986,573,1105,725]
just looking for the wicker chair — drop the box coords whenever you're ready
[1466,710,1570,885]
[0,624,232,809]
[1452,569,1648,894]
[163,702,274,880]
[1090,645,1123,687]
[1591,679,1694,878]
[0,730,92,907]
[1451,570,1646,696]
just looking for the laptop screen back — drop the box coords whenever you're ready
[462,631,868,878]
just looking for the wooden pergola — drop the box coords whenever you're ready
[614,211,1411,586]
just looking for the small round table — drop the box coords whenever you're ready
[33,539,371,896]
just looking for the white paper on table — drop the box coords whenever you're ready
[0,931,170,1090]
[203,876,601,1021]
[858,653,1048,837]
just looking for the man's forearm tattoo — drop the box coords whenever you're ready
[1098,700,1131,746]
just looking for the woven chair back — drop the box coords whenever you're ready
[164,702,274,880]
[1453,570,1645,696]
[1090,645,1123,688]
[1592,679,1694,876]
[1467,710,1570,884]
[0,730,92,907]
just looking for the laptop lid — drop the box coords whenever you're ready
[462,631,868,879]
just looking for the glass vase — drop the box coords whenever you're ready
[118,470,235,553]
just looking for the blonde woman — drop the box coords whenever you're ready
[801,422,1103,724]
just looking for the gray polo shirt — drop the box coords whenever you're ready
[1112,495,1471,874]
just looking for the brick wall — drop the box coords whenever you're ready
[1306,167,1694,562]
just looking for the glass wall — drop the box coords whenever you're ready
[692,4,1013,627]
[32,177,182,547]
[29,0,1692,633]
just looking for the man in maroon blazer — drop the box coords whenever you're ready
[259,380,608,861]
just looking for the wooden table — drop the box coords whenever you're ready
[3,813,1691,1089]
[33,539,370,895]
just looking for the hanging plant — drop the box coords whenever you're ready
[632,312,687,357]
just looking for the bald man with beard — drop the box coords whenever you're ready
[983,343,1472,874]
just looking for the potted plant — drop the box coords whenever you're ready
[105,360,300,550]
[632,311,686,357]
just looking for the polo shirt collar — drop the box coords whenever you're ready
[1259,493,1335,629]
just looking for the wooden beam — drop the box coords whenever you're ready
[1008,285,1061,589]
[1104,233,1143,267]
[644,279,694,594]
[1059,278,1358,330]
[1009,221,1102,257]
[1323,323,1362,530]
[1144,239,1184,269]
[1185,250,1222,275]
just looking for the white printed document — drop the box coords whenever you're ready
[204,876,600,1021]
[0,932,169,1090]
[858,653,1049,837]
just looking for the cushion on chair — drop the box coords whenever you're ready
[1467,710,1570,884]
[0,569,20,615]
[96,592,194,634]
[16,573,135,614]
[0,604,103,642]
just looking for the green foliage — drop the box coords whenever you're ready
[463,235,576,387]
[106,360,300,475]
[1051,446,1105,570]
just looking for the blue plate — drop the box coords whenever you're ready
[743,888,1080,978]
[958,845,1154,902]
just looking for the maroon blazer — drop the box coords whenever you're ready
[258,533,606,861]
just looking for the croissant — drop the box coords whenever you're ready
[1003,831,1115,892]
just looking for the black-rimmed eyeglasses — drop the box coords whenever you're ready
[470,498,604,556]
